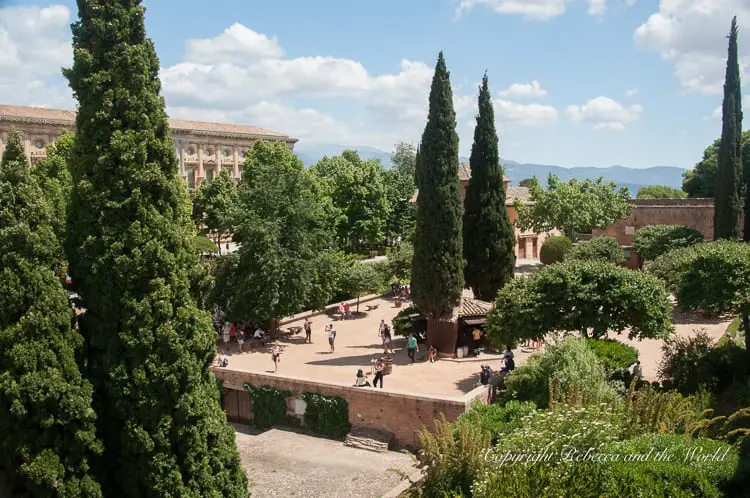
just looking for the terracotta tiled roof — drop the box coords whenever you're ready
[0,104,293,140]
[458,297,492,317]
[459,162,510,183]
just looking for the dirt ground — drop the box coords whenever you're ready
[233,426,418,498]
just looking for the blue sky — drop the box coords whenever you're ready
[1,0,748,169]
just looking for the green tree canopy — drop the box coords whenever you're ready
[31,130,74,249]
[193,170,238,254]
[63,1,247,495]
[633,224,704,262]
[391,141,417,179]
[486,260,673,346]
[462,74,515,301]
[0,130,102,496]
[519,178,535,188]
[382,167,416,243]
[388,240,414,283]
[636,185,687,199]
[515,175,631,241]
[310,150,390,253]
[568,236,624,264]
[682,138,720,198]
[714,16,743,240]
[340,263,382,313]
[411,52,464,318]
[661,241,750,354]
[227,141,330,322]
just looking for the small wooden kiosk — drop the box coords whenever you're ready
[425,297,493,357]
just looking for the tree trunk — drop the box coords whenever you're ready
[743,313,750,357]
[356,295,360,313]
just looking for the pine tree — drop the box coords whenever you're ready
[463,74,515,300]
[715,16,743,240]
[0,130,102,496]
[411,52,464,318]
[63,2,247,496]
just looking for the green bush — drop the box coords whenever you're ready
[626,385,709,436]
[634,224,704,262]
[504,337,619,409]
[418,414,491,498]
[392,306,421,337]
[568,237,624,264]
[456,400,536,443]
[587,338,638,381]
[601,434,737,497]
[245,384,294,431]
[658,331,748,396]
[646,244,700,291]
[194,234,219,254]
[539,235,573,265]
[301,392,351,439]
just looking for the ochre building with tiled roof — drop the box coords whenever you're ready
[0,104,297,190]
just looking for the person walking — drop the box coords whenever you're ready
[271,343,281,372]
[406,333,418,363]
[372,359,385,388]
[378,320,387,346]
[327,324,337,353]
[344,302,351,319]
[383,325,393,354]
[221,321,231,345]
[304,318,312,343]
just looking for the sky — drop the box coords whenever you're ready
[0,0,748,169]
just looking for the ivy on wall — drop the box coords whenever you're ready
[244,383,296,430]
[302,392,351,439]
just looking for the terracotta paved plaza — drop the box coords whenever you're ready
[221,295,735,397]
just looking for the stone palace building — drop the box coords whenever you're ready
[0,104,297,191]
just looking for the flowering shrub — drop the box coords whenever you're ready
[456,400,536,443]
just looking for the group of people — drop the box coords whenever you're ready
[336,302,353,320]
[354,357,386,388]
[220,321,267,353]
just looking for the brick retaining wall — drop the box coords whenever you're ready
[213,368,490,448]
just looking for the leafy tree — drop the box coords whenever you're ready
[633,224,704,262]
[539,235,573,265]
[636,185,687,199]
[31,130,74,248]
[714,16,743,240]
[519,178,534,188]
[0,130,102,496]
[310,150,390,253]
[382,168,416,243]
[391,141,417,179]
[568,236,624,264]
[340,263,382,313]
[682,138,720,198]
[411,52,464,318]
[666,241,750,356]
[305,251,356,310]
[462,74,515,300]
[486,260,673,346]
[516,175,631,241]
[193,170,238,254]
[227,141,330,322]
[388,241,414,283]
[63,2,247,495]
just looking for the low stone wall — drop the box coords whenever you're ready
[279,292,385,326]
[214,368,490,449]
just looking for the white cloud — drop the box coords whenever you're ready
[588,0,607,17]
[566,96,642,130]
[0,5,75,108]
[455,0,572,21]
[0,5,560,152]
[498,80,548,98]
[625,87,638,97]
[634,0,750,94]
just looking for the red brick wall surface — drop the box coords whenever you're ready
[592,199,716,247]
[214,368,488,448]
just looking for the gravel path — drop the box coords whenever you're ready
[233,426,418,498]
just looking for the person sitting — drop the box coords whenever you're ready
[217,350,229,368]
[632,360,643,380]
[354,369,371,387]
[253,327,265,339]
[427,345,438,363]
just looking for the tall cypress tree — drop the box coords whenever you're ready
[0,130,102,496]
[411,52,464,318]
[63,2,247,496]
[463,74,515,300]
[715,16,743,240]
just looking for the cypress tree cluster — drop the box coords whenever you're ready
[714,16,743,240]
[0,131,102,496]
[463,74,516,300]
[63,1,247,496]
[411,52,464,318]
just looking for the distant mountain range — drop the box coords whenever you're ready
[294,143,688,194]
